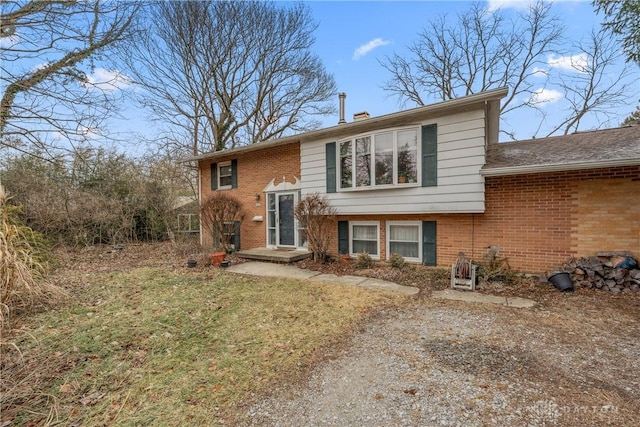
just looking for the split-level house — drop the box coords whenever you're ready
[188,87,640,273]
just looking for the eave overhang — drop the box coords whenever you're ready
[481,157,640,177]
[181,87,509,163]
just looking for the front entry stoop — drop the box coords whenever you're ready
[235,248,312,263]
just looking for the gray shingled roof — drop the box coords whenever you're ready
[482,125,640,176]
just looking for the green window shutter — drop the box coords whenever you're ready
[421,124,437,187]
[231,159,238,189]
[233,221,241,251]
[326,142,336,193]
[422,221,437,266]
[211,163,218,190]
[338,220,349,254]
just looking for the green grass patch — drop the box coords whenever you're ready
[2,267,405,426]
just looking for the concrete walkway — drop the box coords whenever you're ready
[225,262,537,308]
[225,261,420,296]
[432,289,536,308]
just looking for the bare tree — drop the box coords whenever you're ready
[381,2,564,117]
[381,1,635,138]
[544,29,637,135]
[123,1,337,155]
[0,1,141,159]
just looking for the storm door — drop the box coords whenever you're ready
[277,193,295,246]
[266,192,297,248]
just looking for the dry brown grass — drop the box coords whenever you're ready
[0,243,407,426]
[0,185,65,330]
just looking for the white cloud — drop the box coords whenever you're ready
[487,0,535,12]
[528,88,563,106]
[547,53,589,73]
[50,126,101,141]
[0,34,20,49]
[82,68,132,91]
[353,38,390,60]
[77,125,102,139]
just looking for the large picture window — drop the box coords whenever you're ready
[387,221,421,261]
[339,127,418,190]
[350,221,379,257]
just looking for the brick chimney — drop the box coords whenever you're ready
[353,111,370,121]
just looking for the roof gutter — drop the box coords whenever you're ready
[181,87,509,163]
[481,157,640,177]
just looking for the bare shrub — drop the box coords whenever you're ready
[355,252,372,269]
[200,192,244,252]
[478,246,517,283]
[0,185,65,329]
[294,193,336,263]
[389,253,406,269]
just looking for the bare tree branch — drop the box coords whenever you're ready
[381,1,635,138]
[0,1,141,158]
[545,29,637,135]
[381,1,563,118]
[122,1,337,156]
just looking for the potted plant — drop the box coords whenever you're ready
[339,253,351,266]
[210,251,226,267]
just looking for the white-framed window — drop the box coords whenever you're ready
[218,162,233,188]
[177,214,199,233]
[350,221,379,258]
[339,126,419,190]
[387,221,421,262]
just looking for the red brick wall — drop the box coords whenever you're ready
[332,166,639,273]
[200,146,639,274]
[199,143,301,249]
[479,166,640,272]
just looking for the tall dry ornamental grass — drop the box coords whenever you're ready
[0,184,64,328]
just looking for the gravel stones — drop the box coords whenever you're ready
[242,303,638,426]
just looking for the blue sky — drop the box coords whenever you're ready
[300,0,639,139]
[5,0,637,152]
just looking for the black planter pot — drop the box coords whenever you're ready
[548,272,573,292]
[187,259,197,268]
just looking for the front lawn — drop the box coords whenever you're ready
[1,261,405,426]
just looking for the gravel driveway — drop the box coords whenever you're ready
[242,296,639,426]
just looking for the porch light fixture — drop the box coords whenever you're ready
[254,193,261,201]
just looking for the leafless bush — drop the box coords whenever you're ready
[478,246,517,283]
[295,193,336,263]
[200,192,244,252]
[355,252,372,269]
[389,253,406,269]
[0,148,190,246]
